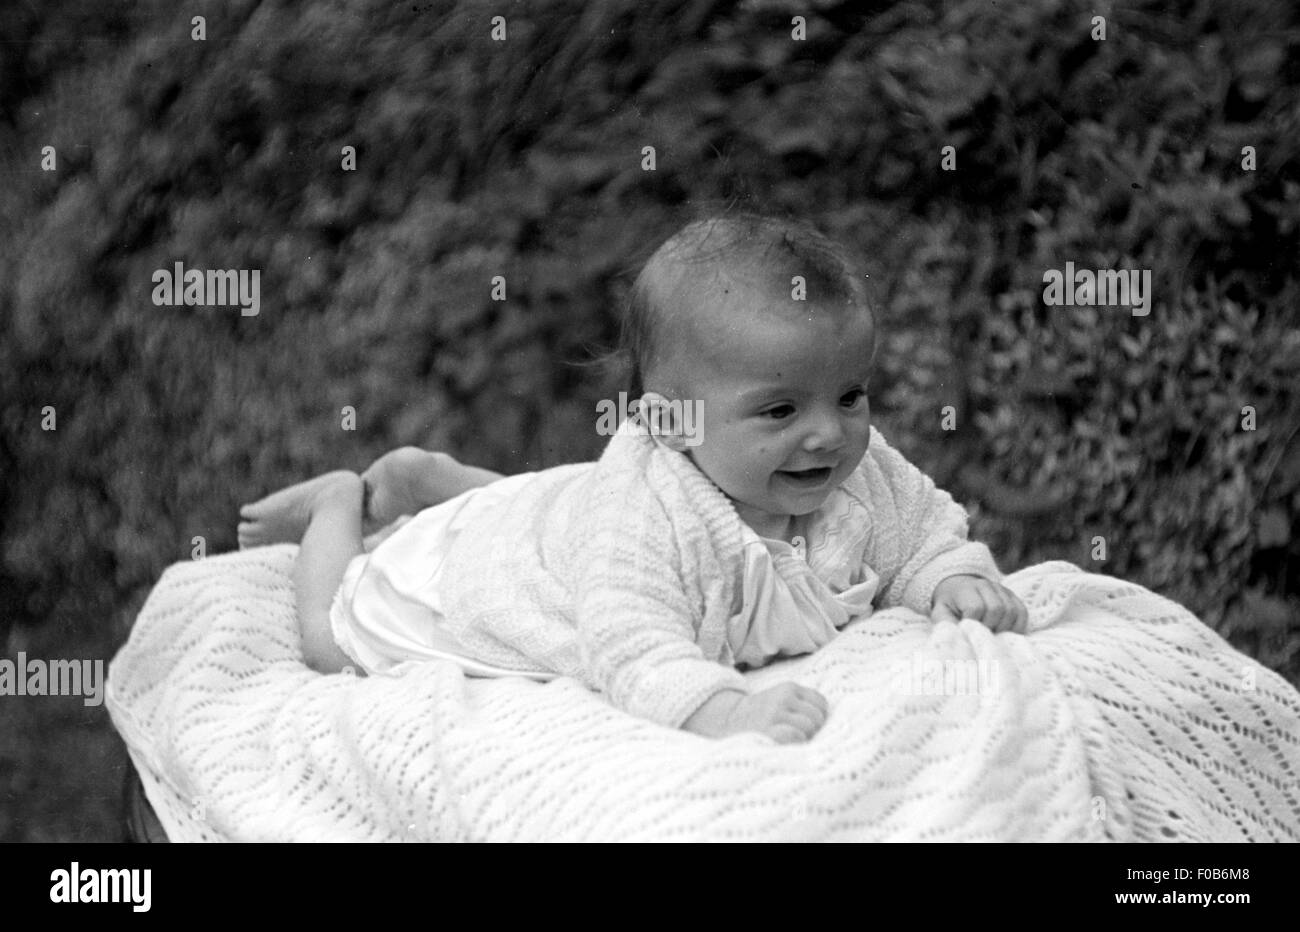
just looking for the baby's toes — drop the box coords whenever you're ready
[237,520,263,549]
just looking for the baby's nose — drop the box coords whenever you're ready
[803,413,847,451]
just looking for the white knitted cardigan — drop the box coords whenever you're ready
[421,421,1002,727]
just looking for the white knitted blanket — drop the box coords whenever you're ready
[107,546,1300,841]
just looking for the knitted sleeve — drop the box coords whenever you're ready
[572,479,749,730]
[863,429,1003,616]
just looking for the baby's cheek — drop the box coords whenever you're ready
[738,448,777,482]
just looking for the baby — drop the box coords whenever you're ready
[239,214,1027,745]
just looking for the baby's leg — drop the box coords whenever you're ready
[362,447,505,529]
[292,471,367,673]
[240,471,364,549]
[239,470,365,673]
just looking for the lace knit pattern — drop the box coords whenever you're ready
[107,552,1300,841]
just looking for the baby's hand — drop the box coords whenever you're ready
[930,575,1028,634]
[685,683,828,744]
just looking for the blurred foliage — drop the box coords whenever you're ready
[0,0,1297,686]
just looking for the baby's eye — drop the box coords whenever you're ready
[840,388,867,408]
[762,404,796,420]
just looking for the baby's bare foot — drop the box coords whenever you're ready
[361,447,440,531]
[238,471,362,549]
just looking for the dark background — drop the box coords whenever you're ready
[1,0,1297,841]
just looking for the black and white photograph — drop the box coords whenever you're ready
[1,0,1297,872]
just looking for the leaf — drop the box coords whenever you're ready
[1257,508,1290,549]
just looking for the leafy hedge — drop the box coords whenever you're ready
[1,0,1297,680]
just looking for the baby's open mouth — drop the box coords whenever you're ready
[777,466,833,486]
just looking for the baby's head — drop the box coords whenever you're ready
[621,214,875,537]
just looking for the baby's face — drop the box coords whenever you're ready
[656,282,875,539]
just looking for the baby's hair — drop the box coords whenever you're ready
[617,212,871,397]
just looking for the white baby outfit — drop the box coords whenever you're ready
[330,421,1001,728]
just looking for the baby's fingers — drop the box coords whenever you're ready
[773,705,823,736]
[953,588,989,625]
[979,583,1026,634]
[930,601,963,625]
[967,582,1008,632]
[790,685,829,719]
[764,723,807,744]
[1006,591,1029,634]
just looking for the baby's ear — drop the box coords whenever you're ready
[637,392,693,454]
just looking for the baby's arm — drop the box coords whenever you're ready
[574,488,828,741]
[863,429,1026,630]
[572,489,750,729]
